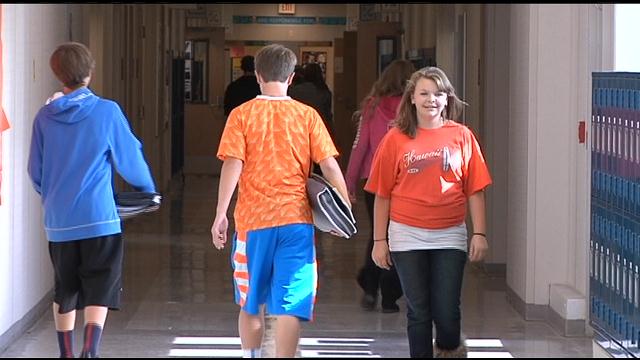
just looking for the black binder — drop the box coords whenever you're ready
[306,173,357,238]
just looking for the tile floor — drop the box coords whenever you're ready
[1,174,594,358]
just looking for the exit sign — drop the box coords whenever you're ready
[278,4,295,15]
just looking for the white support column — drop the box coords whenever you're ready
[614,4,640,72]
[505,5,607,331]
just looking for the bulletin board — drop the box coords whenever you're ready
[299,46,334,91]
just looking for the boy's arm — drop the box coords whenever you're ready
[318,156,351,209]
[215,157,243,215]
[110,108,156,192]
[27,118,43,194]
[211,157,243,249]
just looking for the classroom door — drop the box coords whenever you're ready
[333,31,358,169]
[183,27,226,175]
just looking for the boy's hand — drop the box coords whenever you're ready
[211,214,229,250]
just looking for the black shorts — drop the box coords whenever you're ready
[48,234,124,314]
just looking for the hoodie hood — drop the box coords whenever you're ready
[364,96,402,122]
[45,87,99,124]
[374,96,402,120]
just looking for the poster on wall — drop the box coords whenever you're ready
[299,46,333,91]
[301,51,327,80]
[231,57,244,81]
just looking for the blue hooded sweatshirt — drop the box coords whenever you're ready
[28,87,156,242]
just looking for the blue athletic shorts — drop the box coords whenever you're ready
[231,223,317,321]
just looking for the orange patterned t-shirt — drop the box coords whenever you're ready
[217,95,338,237]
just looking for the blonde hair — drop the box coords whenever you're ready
[395,66,467,138]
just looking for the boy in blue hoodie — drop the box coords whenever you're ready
[27,42,156,358]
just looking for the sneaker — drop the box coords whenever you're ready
[360,294,377,310]
[79,350,98,358]
[381,302,400,313]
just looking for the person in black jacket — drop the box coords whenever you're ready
[223,55,261,118]
[288,63,333,137]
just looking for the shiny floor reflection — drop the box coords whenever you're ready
[1,174,593,358]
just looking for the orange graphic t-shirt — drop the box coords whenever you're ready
[365,121,492,229]
[217,95,338,237]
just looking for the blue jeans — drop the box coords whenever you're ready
[391,249,467,358]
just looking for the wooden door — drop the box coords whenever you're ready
[333,31,358,169]
[356,21,403,106]
[183,27,226,175]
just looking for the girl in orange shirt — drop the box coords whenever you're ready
[365,67,492,358]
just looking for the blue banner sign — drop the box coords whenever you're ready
[233,16,347,26]
[318,17,347,25]
[256,16,316,25]
[232,16,253,24]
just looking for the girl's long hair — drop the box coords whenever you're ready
[354,59,415,123]
[395,66,467,138]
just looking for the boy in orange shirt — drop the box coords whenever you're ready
[365,67,492,358]
[211,44,349,358]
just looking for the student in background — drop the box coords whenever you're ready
[345,59,415,313]
[290,65,305,87]
[288,62,333,138]
[223,55,261,118]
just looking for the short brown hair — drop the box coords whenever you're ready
[49,42,95,88]
[254,44,296,83]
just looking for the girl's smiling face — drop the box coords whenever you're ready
[412,77,448,121]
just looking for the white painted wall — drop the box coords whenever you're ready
[505,4,609,309]
[532,5,577,304]
[506,3,534,303]
[614,4,640,72]
[0,4,74,336]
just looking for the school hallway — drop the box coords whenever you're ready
[0,174,593,358]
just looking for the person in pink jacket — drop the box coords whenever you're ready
[345,59,415,312]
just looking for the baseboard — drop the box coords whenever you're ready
[506,285,587,336]
[0,289,53,354]
[547,306,586,337]
[506,286,547,320]
[548,284,586,337]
